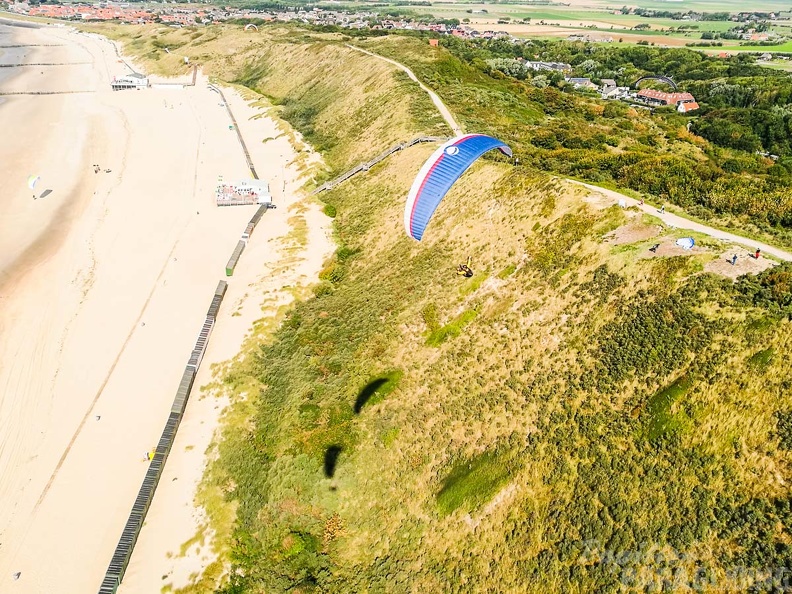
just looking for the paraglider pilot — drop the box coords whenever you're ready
[457,256,473,278]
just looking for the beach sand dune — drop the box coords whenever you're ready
[0,21,330,594]
[116,89,333,594]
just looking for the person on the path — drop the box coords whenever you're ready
[660,205,665,214]
[755,248,761,259]
[731,254,738,265]
[639,198,644,206]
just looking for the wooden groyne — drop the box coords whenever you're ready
[0,44,65,48]
[97,281,228,594]
[0,90,91,95]
[312,136,449,194]
[208,84,259,180]
[0,61,91,67]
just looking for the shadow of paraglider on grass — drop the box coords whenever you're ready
[38,189,52,199]
[353,370,403,415]
[321,371,404,489]
[324,445,343,481]
[354,378,388,414]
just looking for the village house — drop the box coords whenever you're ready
[600,79,629,99]
[677,101,700,113]
[636,89,694,106]
[567,77,598,90]
[635,89,699,112]
[600,78,617,91]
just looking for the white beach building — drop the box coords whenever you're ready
[111,72,149,90]
[215,179,272,206]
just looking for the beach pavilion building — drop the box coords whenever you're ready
[215,179,272,206]
[111,72,149,91]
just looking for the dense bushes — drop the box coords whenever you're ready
[593,293,711,391]
[736,262,792,316]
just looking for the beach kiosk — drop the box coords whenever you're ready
[215,179,273,207]
[111,72,149,91]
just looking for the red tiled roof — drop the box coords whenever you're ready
[678,101,699,113]
[637,89,695,105]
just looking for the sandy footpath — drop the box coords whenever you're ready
[0,19,331,594]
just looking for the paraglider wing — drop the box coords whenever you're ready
[404,134,512,241]
[27,175,40,190]
[675,237,695,250]
[244,23,259,31]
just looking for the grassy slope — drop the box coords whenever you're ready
[99,24,792,593]
[218,147,792,592]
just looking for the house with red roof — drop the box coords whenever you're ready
[677,101,700,114]
[636,89,698,113]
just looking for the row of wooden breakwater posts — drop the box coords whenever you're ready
[98,203,270,594]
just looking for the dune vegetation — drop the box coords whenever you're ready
[96,23,792,593]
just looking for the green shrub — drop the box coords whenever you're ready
[427,309,477,347]
[437,450,514,515]
[775,411,792,451]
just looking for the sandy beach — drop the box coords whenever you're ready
[0,18,331,594]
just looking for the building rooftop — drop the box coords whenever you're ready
[637,89,695,105]
[677,101,700,113]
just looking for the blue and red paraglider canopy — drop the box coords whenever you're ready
[404,134,512,241]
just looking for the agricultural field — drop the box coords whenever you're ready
[344,0,792,50]
[97,22,792,593]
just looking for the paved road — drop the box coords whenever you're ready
[350,45,792,264]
